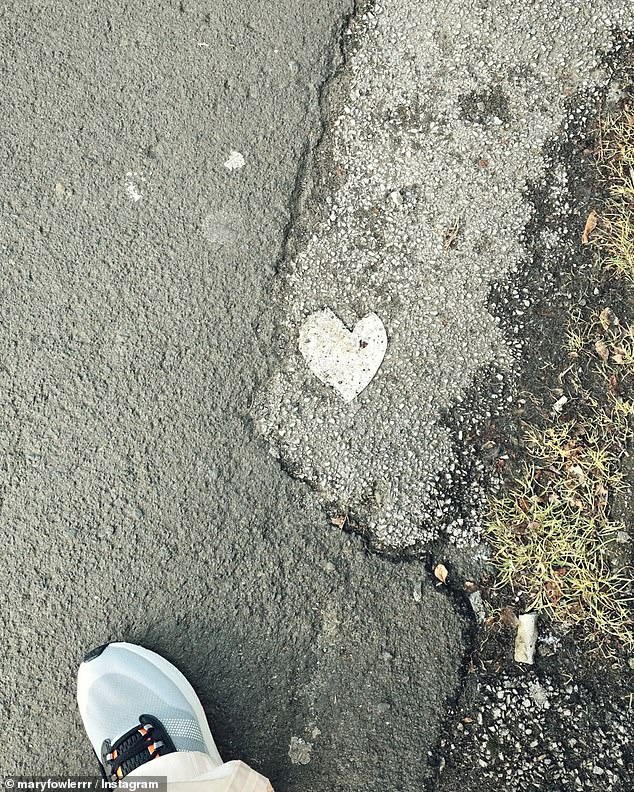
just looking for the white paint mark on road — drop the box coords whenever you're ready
[299,308,387,403]
[125,171,144,202]
[224,150,245,170]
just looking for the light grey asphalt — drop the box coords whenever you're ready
[257,0,634,553]
[0,2,466,791]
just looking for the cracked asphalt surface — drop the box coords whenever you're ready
[2,1,634,791]
[257,0,634,552]
[0,2,464,791]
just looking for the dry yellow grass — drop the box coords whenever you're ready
[592,107,634,281]
[486,419,631,647]
[485,103,634,651]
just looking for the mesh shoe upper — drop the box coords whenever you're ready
[77,642,222,775]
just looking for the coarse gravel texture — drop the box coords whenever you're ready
[0,2,468,790]
[434,669,634,791]
[431,57,634,790]
[256,0,634,551]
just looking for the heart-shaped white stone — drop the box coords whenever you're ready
[298,308,387,402]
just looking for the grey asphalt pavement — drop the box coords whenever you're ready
[3,1,634,790]
[0,2,465,791]
[257,0,634,553]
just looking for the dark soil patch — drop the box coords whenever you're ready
[430,39,634,792]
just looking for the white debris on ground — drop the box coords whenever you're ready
[257,0,634,550]
[224,150,245,170]
[124,170,145,202]
[288,736,313,765]
[515,612,538,665]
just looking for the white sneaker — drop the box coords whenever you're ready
[77,642,223,780]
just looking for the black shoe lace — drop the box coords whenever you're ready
[101,714,176,781]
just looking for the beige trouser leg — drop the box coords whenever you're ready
[127,751,273,792]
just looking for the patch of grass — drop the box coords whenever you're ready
[485,102,634,652]
[593,107,634,281]
[487,311,634,650]
[594,208,634,281]
[487,401,631,640]
[568,308,634,443]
